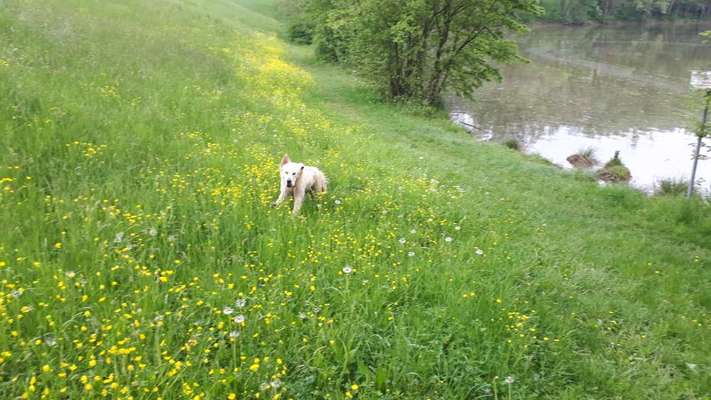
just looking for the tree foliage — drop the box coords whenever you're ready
[295,0,542,105]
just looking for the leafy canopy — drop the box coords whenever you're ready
[299,0,542,104]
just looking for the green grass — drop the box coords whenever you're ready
[1,1,710,399]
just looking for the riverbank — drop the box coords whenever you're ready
[1,1,710,398]
[448,20,711,193]
[531,17,711,28]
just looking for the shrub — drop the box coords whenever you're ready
[287,21,314,45]
[604,150,623,168]
[579,147,597,162]
[503,138,522,151]
[654,178,689,197]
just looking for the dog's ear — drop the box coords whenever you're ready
[281,154,290,166]
[300,164,304,171]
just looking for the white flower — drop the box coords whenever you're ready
[334,199,342,205]
[298,312,307,320]
[313,306,321,313]
[410,229,416,234]
[147,227,158,237]
[475,248,484,256]
[504,376,515,385]
[399,238,406,245]
[407,251,415,257]
[44,336,57,347]
[223,306,234,315]
[270,380,282,389]
[11,290,22,298]
[342,265,353,274]
[167,235,176,242]
[233,315,245,324]
[229,330,240,338]
[454,226,461,231]
[259,383,271,391]
[445,236,453,243]
[65,271,76,278]
[235,298,246,308]
[114,232,124,243]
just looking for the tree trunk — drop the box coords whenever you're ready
[425,4,452,104]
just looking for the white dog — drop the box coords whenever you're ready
[273,154,327,215]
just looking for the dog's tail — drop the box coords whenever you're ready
[316,172,328,193]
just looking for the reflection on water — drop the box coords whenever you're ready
[449,21,711,192]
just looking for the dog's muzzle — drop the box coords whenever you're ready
[286,181,293,188]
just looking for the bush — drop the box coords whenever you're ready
[287,21,314,45]
[579,147,597,162]
[654,178,689,197]
[503,138,522,151]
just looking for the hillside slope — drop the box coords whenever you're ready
[0,0,709,399]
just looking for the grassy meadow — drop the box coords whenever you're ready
[1,0,711,399]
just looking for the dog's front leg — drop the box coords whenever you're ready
[273,186,287,207]
[292,187,305,216]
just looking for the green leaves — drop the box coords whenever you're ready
[302,0,539,104]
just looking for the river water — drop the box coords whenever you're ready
[449,21,711,193]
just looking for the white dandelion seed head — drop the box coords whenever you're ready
[229,330,240,338]
[65,271,76,278]
[234,298,246,308]
[222,306,234,315]
[167,235,176,242]
[147,227,158,237]
[475,248,484,256]
[114,232,124,243]
[454,226,461,231]
[342,265,353,274]
[445,236,453,243]
[313,306,321,314]
[410,229,416,234]
[11,290,22,298]
[233,315,245,324]
[270,380,282,389]
[504,376,515,385]
[407,251,415,257]
[298,312,307,320]
[399,238,406,245]
[44,336,57,347]
[334,199,342,205]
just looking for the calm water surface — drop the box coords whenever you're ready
[449,22,711,192]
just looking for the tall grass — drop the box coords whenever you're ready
[0,1,710,399]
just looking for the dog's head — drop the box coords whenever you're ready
[280,154,304,188]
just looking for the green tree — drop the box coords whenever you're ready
[303,0,542,105]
